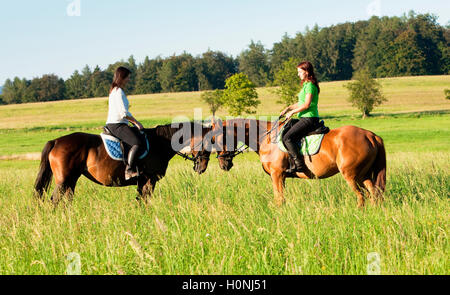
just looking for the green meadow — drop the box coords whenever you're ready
[0,75,448,274]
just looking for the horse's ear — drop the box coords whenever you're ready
[211,116,221,132]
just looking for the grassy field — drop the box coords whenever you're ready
[0,75,448,274]
[0,75,449,157]
[0,75,448,130]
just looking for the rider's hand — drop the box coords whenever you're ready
[136,122,144,130]
[286,111,295,119]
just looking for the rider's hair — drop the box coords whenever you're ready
[297,61,320,94]
[110,66,131,93]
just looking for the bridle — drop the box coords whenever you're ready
[216,116,289,161]
[216,144,248,160]
[176,150,211,162]
[175,135,211,163]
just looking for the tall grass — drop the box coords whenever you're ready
[0,152,447,275]
[0,75,448,274]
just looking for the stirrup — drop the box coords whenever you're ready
[286,166,303,173]
[285,158,305,173]
[125,166,139,180]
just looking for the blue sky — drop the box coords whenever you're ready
[0,0,449,84]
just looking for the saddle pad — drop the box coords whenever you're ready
[100,133,149,161]
[276,127,325,156]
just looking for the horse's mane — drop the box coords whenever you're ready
[145,121,210,141]
[154,124,178,140]
[218,118,275,151]
[223,118,272,131]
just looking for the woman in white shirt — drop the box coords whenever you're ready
[106,66,144,180]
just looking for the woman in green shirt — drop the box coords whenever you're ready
[280,61,320,173]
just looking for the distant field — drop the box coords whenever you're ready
[0,112,448,157]
[0,75,448,275]
[0,75,448,130]
[0,75,449,157]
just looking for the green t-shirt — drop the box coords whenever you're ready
[297,81,319,118]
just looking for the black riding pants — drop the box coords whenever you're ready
[106,123,142,149]
[282,117,319,149]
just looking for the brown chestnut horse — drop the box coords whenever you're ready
[34,122,213,205]
[213,118,386,207]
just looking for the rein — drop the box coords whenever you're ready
[176,150,209,162]
[217,116,289,160]
[216,143,249,159]
[175,139,209,162]
[260,116,288,142]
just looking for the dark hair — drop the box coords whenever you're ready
[297,61,320,94]
[110,66,131,93]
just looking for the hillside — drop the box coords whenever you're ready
[0,75,448,130]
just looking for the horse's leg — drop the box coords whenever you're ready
[137,176,157,204]
[51,174,80,206]
[362,179,383,206]
[342,171,365,208]
[51,184,65,206]
[270,170,286,206]
[64,176,80,202]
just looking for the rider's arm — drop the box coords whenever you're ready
[125,115,144,130]
[286,94,312,118]
[118,89,143,130]
[281,102,301,116]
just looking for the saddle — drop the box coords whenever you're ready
[101,126,149,165]
[278,119,330,156]
[282,119,330,137]
[305,120,329,136]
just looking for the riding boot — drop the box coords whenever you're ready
[284,139,305,173]
[125,145,140,180]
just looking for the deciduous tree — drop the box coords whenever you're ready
[238,41,271,87]
[223,73,260,116]
[201,89,224,117]
[272,58,301,106]
[344,70,387,118]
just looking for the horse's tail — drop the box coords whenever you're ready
[372,135,386,195]
[34,140,55,199]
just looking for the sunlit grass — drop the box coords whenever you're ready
[0,75,448,274]
[0,152,448,275]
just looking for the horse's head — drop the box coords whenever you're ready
[152,122,213,174]
[189,122,214,175]
[217,150,235,171]
[213,118,267,172]
[212,119,236,172]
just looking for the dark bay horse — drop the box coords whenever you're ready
[213,118,386,208]
[34,122,212,205]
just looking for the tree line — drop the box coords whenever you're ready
[1,12,448,105]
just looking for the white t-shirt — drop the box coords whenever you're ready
[106,87,133,124]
